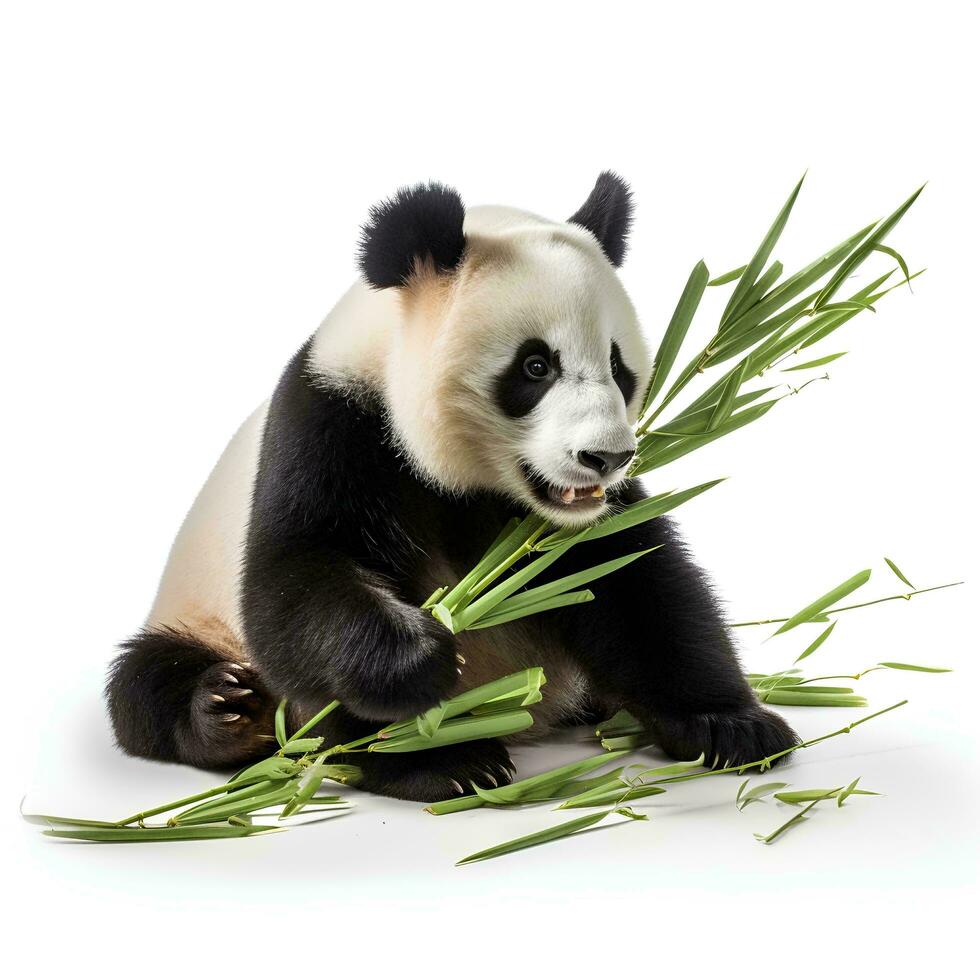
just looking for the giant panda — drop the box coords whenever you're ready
[106,173,798,801]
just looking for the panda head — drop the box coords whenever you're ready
[358,173,651,527]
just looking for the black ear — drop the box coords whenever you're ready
[358,182,466,289]
[568,171,634,267]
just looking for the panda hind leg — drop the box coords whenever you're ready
[106,626,278,770]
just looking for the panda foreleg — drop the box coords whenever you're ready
[241,548,462,726]
[549,511,799,770]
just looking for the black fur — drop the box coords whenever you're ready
[493,338,562,418]
[610,340,637,404]
[568,171,634,267]
[358,181,466,289]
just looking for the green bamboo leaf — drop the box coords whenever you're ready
[884,557,915,589]
[456,809,615,866]
[781,352,847,372]
[278,737,323,756]
[708,264,747,286]
[720,174,805,328]
[774,786,879,805]
[727,260,783,327]
[716,220,877,351]
[633,402,775,476]
[736,781,789,811]
[570,481,723,543]
[600,732,658,752]
[873,244,912,290]
[706,361,746,430]
[754,796,831,843]
[468,589,595,629]
[471,547,657,631]
[595,708,644,738]
[813,184,924,309]
[43,824,286,842]
[736,778,750,806]
[417,702,448,739]
[280,754,331,818]
[877,662,951,673]
[794,621,837,664]
[453,532,587,630]
[640,260,710,416]
[560,783,668,809]
[837,777,866,807]
[370,709,534,753]
[274,699,288,748]
[22,814,120,828]
[646,387,775,438]
[174,783,299,826]
[757,690,867,708]
[771,569,872,637]
[468,750,631,806]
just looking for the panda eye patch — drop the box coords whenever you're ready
[610,340,637,404]
[523,354,551,380]
[494,338,560,418]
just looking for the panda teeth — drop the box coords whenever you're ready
[560,487,576,504]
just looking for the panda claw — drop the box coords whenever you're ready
[220,672,239,685]
[449,779,464,795]
[210,693,225,703]
[221,713,242,723]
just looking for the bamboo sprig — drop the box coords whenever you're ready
[424,179,923,641]
[729,581,962,628]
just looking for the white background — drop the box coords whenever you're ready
[2,1,977,974]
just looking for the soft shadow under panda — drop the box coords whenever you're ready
[106,173,798,801]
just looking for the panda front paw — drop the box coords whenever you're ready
[177,661,277,768]
[651,704,799,771]
[338,611,461,723]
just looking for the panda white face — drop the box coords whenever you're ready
[348,175,652,527]
[384,222,650,527]
[460,231,648,525]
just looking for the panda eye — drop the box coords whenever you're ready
[523,354,551,381]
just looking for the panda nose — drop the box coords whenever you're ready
[577,448,635,476]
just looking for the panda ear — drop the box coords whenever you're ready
[567,171,634,267]
[358,182,466,289]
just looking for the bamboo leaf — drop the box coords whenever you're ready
[43,824,286,842]
[706,361,746,430]
[884,557,915,589]
[878,662,951,673]
[771,569,872,637]
[559,783,666,809]
[278,737,324,755]
[781,352,847,372]
[813,184,924,309]
[633,402,776,476]
[736,781,789,810]
[468,589,595,630]
[873,244,913,290]
[754,796,830,843]
[417,702,448,739]
[708,264,747,286]
[573,482,723,546]
[794,621,837,664]
[640,260,710,415]
[274,700,288,748]
[22,814,121,828]
[456,809,616,866]
[757,690,867,708]
[720,174,805,328]
[467,750,631,806]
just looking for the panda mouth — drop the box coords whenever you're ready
[520,464,605,510]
